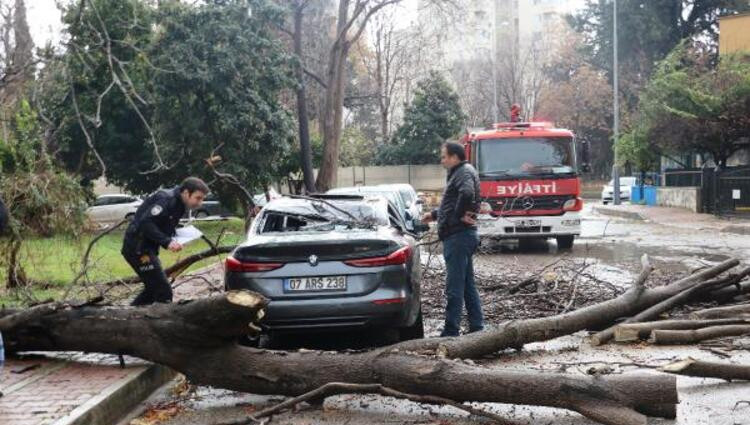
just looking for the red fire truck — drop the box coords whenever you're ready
[460,115,590,249]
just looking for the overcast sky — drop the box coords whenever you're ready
[26,0,421,48]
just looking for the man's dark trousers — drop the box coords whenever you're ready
[441,228,483,337]
[124,252,172,306]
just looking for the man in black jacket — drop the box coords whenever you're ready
[422,142,484,337]
[122,177,209,306]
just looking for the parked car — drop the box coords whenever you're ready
[378,183,423,223]
[601,177,637,204]
[86,194,142,223]
[224,194,423,342]
[185,194,237,219]
[326,186,422,232]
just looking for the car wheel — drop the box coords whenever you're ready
[195,210,209,219]
[399,308,424,341]
[556,235,575,250]
[602,201,608,205]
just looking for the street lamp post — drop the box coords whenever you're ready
[612,0,621,205]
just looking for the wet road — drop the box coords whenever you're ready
[122,201,750,425]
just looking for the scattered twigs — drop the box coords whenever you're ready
[218,382,518,425]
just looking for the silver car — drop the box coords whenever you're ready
[224,195,423,342]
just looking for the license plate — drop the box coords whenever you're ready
[517,219,541,227]
[284,276,347,292]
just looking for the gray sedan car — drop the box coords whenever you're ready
[224,195,423,342]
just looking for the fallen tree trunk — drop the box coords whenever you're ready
[591,268,750,345]
[689,302,750,320]
[660,357,750,381]
[2,290,678,425]
[613,318,750,342]
[649,325,750,345]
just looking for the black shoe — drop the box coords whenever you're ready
[439,329,459,337]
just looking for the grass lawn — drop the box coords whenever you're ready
[0,218,245,305]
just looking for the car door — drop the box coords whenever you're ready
[107,196,129,221]
[88,197,111,222]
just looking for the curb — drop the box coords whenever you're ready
[592,206,646,221]
[51,364,176,425]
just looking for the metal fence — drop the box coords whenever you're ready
[664,169,703,187]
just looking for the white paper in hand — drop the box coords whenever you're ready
[174,225,203,246]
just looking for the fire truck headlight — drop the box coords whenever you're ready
[561,219,581,226]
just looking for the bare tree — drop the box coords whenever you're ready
[315,0,403,192]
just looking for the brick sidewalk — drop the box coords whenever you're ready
[1,263,224,425]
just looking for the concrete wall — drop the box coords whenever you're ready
[656,187,702,213]
[323,165,447,192]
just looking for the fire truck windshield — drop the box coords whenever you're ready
[476,137,576,177]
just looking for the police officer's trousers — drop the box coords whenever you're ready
[123,252,173,305]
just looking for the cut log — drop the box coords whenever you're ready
[660,357,750,381]
[689,303,750,320]
[649,325,750,345]
[614,318,750,342]
[1,290,678,425]
[591,267,750,346]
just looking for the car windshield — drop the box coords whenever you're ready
[476,137,576,176]
[260,199,388,234]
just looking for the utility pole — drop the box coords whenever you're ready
[612,0,621,205]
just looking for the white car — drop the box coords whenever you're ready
[86,194,142,223]
[601,177,637,204]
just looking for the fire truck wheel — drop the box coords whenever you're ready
[556,235,575,250]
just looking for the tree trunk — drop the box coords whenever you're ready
[316,0,351,192]
[294,4,316,194]
[1,290,678,425]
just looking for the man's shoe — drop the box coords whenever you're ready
[439,329,459,337]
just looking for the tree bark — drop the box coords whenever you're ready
[315,0,350,192]
[1,290,678,425]
[689,302,750,320]
[591,268,750,345]
[614,318,750,342]
[660,357,750,381]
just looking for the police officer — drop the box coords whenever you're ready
[122,177,209,306]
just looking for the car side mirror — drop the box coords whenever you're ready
[416,199,424,205]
